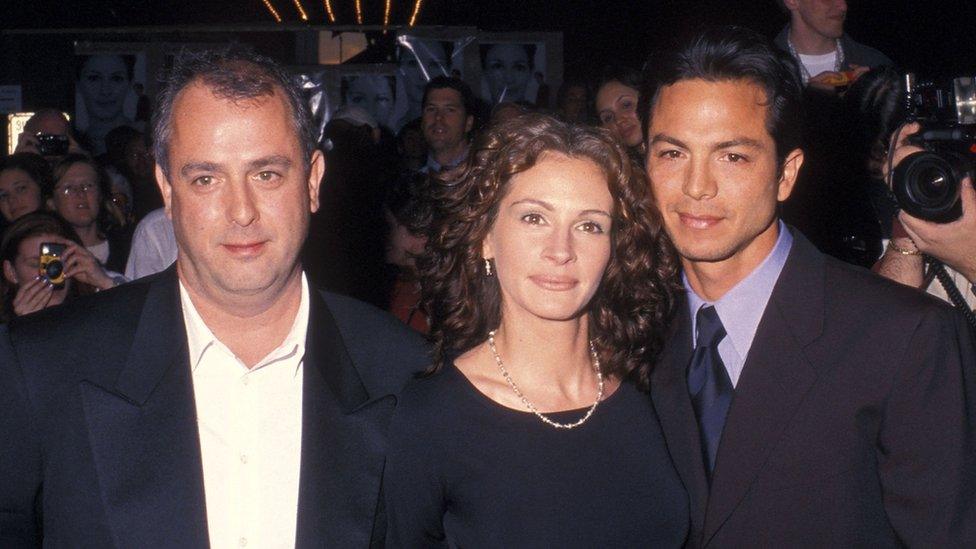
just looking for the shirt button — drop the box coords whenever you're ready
[239,537,248,547]
[240,454,248,464]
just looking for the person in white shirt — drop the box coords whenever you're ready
[0,46,429,548]
[124,207,177,280]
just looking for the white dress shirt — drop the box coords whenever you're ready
[126,208,178,280]
[180,275,309,549]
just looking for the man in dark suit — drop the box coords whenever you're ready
[640,27,976,547]
[0,47,428,548]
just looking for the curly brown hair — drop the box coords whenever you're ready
[418,113,680,389]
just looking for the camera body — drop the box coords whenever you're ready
[39,242,66,288]
[891,74,976,223]
[35,133,69,156]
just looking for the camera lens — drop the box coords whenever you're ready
[45,259,63,280]
[892,151,963,222]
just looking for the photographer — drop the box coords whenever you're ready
[14,109,87,162]
[0,212,103,323]
[876,121,976,309]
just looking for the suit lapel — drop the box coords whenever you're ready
[652,299,710,539]
[81,268,210,548]
[701,234,826,546]
[295,290,394,548]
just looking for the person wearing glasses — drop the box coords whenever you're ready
[48,154,132,277]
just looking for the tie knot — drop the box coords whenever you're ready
[695,305,726,348]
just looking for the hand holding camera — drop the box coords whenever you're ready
[11,275,57,317]
[887,122,976,284]
[14,131,85,157]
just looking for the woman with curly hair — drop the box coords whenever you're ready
[385,113,688,547]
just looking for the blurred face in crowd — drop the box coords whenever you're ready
[785,0,847,41]
[384,210,427,269]
[596,80,642,148]
[483,44,532,103]
[2,232,72,307]
[646,78,802,275]
[561,84,588,122]
[51,161,102,230]
[346,75,394,129]
[156,81,324,303]
[422,87,473,156]
[25,111,71,137]
[482,153,613,324]
[124,136,154,183]
[399,41,450,103]
[0,169,43,222]
[78,54,131,123]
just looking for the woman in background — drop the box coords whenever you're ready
[0,153,51,224]
[594,65,644,162]
[0,212,107,322]
[385,114,688,547]
[48,154,131,274]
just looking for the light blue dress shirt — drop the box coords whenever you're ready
[684,221,794,387]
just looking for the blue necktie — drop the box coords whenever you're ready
[687,305,734,482]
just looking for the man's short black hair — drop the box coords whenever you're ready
[638,25,804,168]
[421,76,475,117]
[151,46,316,178]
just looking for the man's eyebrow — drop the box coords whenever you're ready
[180,161,220,177]
[247,155,293,171]
[649,134,688,149]
[713,138,765,151]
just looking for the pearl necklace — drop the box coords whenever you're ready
[487,330,604,430]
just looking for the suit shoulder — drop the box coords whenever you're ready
[823,256,952,315]
[317,290,432,394]
[8,274,153,347]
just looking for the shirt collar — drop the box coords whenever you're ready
[424,144,469,173]
[180,273,310,376]
[684,221,793,356]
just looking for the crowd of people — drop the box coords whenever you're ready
[2,0,976,547]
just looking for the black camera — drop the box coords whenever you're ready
[891,74,976,223]
[35,133,69,157]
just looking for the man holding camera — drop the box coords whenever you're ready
[0,48,428,547]
[14,109,87,161]
[644,26,976,548]
[877,121,976,309]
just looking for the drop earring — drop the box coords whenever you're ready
[484,258,493,277]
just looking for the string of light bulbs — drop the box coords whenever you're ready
[259,0,283,22]
[291,0,310,20]
[323,0,337,22]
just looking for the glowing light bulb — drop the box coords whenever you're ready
[355,0,364,24]
[383,0,391,27]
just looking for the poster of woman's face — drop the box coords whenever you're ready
[341,74,396,130]
[393,36,468,131]
[479,42,546,106]
[74,53,146,155]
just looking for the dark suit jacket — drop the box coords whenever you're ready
[0,266,430,548]
[652,231,976,548]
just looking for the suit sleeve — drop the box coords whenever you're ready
[384,386,450,549]
[0,326,42,547]
[877,306,976,546]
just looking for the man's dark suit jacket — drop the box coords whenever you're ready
[652,231,976,547]
[0,266,430,548]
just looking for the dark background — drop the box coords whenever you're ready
[3,0,975,80]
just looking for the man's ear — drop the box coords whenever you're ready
[465,114,474,135]
[155,163,173,220]
[307,150,325,214]
[3,260,18,285]
[777,148,804,202]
